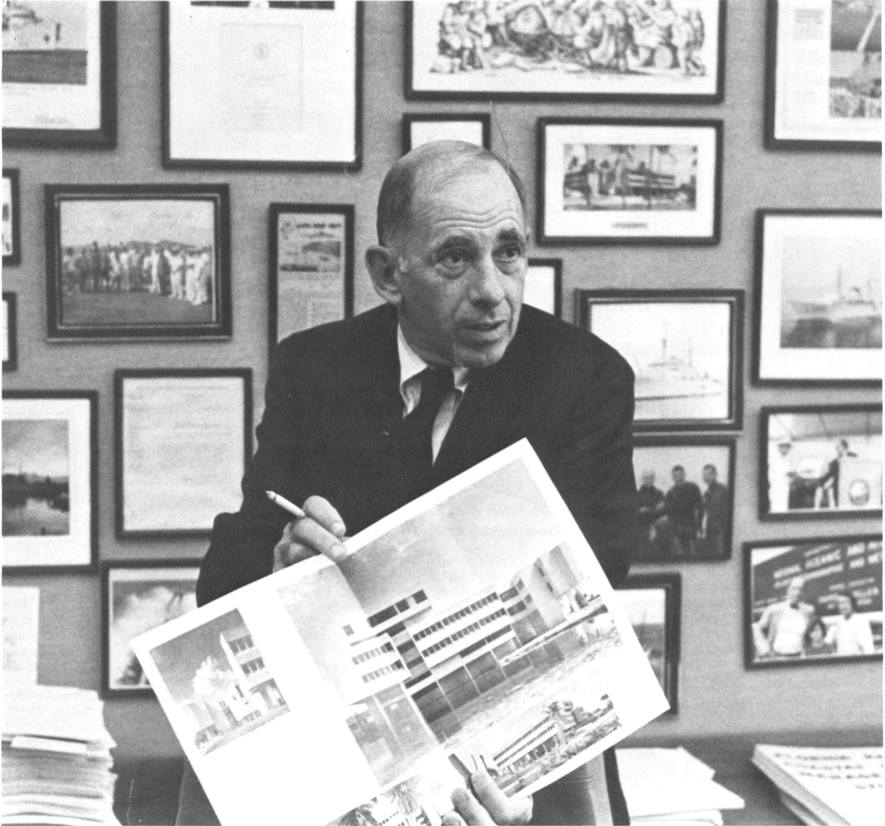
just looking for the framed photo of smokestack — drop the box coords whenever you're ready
[576,290,743,431]
[753,210,882,385]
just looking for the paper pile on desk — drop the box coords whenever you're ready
[618,747,744,825]
[752,743,884,826]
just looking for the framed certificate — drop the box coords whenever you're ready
[524,258,562,317]
[402,113,491,153]
[115,369,252,538]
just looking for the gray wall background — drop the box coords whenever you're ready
[3,1,881,763]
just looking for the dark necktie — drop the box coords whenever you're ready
[396,367,454,473]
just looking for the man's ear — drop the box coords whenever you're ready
[366,245,403,305]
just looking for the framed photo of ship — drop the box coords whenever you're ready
[576,290,743,431]
[754,210,882,385]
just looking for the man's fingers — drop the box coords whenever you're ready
[302,495,346,537]
[450,787,494,826]
[289,515,347,562]
[470,771,532,825]
[272,522,315,571]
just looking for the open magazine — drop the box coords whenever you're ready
[133,440,668,825]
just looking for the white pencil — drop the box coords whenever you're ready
[265,490,306,519]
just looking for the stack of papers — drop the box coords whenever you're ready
[2,684,119,826]
[619,747,745,825]
[752,744,884,825]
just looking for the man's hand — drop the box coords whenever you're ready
[442,771,532,826]
[271,495,347,571]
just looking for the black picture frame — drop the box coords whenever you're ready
[759,404,882,521]
[3,168,21,266]
[44,184,232,341]
[405,1,726,103]
[537,117,723,245]
[633,435,736,562]
[268,203,354,354]
[2,2,117,148]
[524,257,563,318]
[576,289,744,431]
[617,573,681,713]
[3,292,17,372]
[114,369,252,539]
[752,208,882,387]
[2,390,98,573]
[401,112,492,153]
[101,559,201,698]
[743,535,882,669]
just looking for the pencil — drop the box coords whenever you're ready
[265,490,306,519]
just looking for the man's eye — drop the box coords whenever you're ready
[496,244,523,262]
[439,249,467,267]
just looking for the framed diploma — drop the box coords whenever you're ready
[115,370,252,538]
[2,391,98,572]
[268,203,354,352]
[3,169,21,266]
[2,1,116,147]
[162,2,362,168]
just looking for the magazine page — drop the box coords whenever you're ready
[133,440,668,825]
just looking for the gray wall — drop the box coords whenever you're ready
[3,1,881,764]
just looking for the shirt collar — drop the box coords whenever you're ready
[397,325,470,401]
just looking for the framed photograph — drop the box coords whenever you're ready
[2,391,97,572]
[44,184,231,341]
[744,536,882,668]
[268,204,354,350]
[754,209,882,385]
[3,293,17,372]
[102,560,200,697]
[538,118,722,245]
[406,0,725,102]
[402,112,491,153]
[577,290,743,431]
[163,2,362,168]
[524,258,562,318]
[3,168,21,265]
[761,404,882,520]
[634,436,735,561]
[115,370,252,538]
[617,574,681,712]
[765,0,881,150]
[2,1,116,147]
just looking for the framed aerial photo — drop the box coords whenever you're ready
[163,2,362,168]
[3,169,21,266]
[3,293,17,372]
[634,436,735,562]
[744,536,882,668]
[524,258,562,317]
[44,184,231,341]
[402,112,491,153]
[406,0,725,102]
[2,1,116,147]
[761,404,882,520]
[115,370,252,538]
[538,118,722,245]
[577,290,743,431]
[765,0,881,150]
[268,204,354,350]
[102,560,200,697]
[2,391,97,572]
[617,574,681,712]
[754,209,882,385]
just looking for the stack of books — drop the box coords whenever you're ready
[752,743,884,825]
[2,683,119,826]
[618,747,745,825]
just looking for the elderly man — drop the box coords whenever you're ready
[753,576,816,659]
[193,141,637,825]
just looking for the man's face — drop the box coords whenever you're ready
[837,594,853,617]
[786,579,804,606]
[640,470,655,488]
[702,466,715,485]
[672,468,685,485]
[778,442,791,456]
[392,163,527,369]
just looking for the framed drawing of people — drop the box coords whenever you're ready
[2,1,116,147]
[406,0,725,102]
[2,390,98,572]
[524,258,562,317]
[754,209,882,385]
[3,168,21,266]
[765,0,881,149]
[402,112,491,153]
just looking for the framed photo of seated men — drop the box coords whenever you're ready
[633,436,735,561]
[744,535,882,669]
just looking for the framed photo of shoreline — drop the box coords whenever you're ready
[3,169,21,266]
[2,1,116,147]
[402,112,491,153]
[524,258,562,318]
[2,391,98,572]
[753,209,882,385]
[3,293,17,372]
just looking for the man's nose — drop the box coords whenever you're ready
[469,256,506,305]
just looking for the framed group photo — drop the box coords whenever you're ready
[2,391,97,572]
[44,184,231,341]
[765,0,881,149]
[115,369,252,538]
[402,112,491,153]
[761,404,882,519]
[406,0,724,102]
[2,1,116,147]
[524,258,562,318]
[3,293,17,372]
[538,118,722,244]
[754,209,882,385]
[744,536,882,668]
[577,290,743,430]
[634,436,735,562]
[102,560,200,697]
[3,168,21,265]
